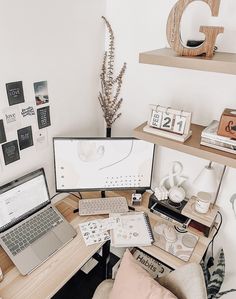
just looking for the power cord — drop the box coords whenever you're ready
[204,211,223,268]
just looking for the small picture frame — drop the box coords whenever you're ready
[37,106,51,129]
[6,81,25,106]
[2,140,20,165]
[0,120,7,144]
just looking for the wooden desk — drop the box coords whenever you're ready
[0,191,214,298]
[0,195,107,299]
[80,190,213,270]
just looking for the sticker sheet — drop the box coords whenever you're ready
[79,218,117,246]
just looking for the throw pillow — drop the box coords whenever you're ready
[109,249,178,299]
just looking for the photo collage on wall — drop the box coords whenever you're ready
[0,80,51,166]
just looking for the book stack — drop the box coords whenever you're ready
[201,120,236,154]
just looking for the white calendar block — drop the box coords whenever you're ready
[160,112,174,131]
[173,115,187,134]
[150,110,163,128]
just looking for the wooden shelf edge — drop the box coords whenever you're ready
[133,122,236,168]
[139,48,236,75]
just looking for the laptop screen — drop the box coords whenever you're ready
[0,169,50,232]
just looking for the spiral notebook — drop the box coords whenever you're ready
[110,212,154,247]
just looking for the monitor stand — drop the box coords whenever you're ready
[101,189,146,198]
[135,188,146,195]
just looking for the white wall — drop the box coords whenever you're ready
[0,0,235,294]
[106,0,236,295]
[0,0,106,196]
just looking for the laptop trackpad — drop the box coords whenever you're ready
[31,232,63,261]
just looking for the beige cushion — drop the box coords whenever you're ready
[158,263,207,299]
[108,249,177,299]
[92,255,207,299]
[92,279,114,299]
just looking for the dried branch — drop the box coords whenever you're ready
[98,16,127,128]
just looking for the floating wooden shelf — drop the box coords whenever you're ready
[139,48,236,75]
[133,122,236,168]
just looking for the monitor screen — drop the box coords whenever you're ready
[53,138,155,192]
[0,169,50,232]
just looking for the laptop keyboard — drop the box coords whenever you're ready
[1,208,63,256]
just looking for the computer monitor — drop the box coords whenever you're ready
[53,137,155,192]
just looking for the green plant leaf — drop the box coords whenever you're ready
[207,249,225,297]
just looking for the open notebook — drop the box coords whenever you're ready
[110,212,154,247]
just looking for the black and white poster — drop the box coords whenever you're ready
[20,102,36,125]
[21,104,35,118]
[2,140,20,165]
[17,126,33,150]
[37,106,51,129]
[34,81,49,106]
[3,106,21,131]
[0,120,7,144]
[6,81,25,106]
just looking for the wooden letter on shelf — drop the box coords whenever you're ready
[166,0,224,57]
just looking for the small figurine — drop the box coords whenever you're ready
[156,161,187,203]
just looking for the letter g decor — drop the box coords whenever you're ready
[166,0,224,57]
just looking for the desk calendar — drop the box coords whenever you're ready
[144,105,192,142]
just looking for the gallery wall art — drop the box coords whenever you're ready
[0,80,51,166]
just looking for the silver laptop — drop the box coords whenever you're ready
[0,168,77,275]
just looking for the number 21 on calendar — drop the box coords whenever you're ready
[150,109,187,135]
